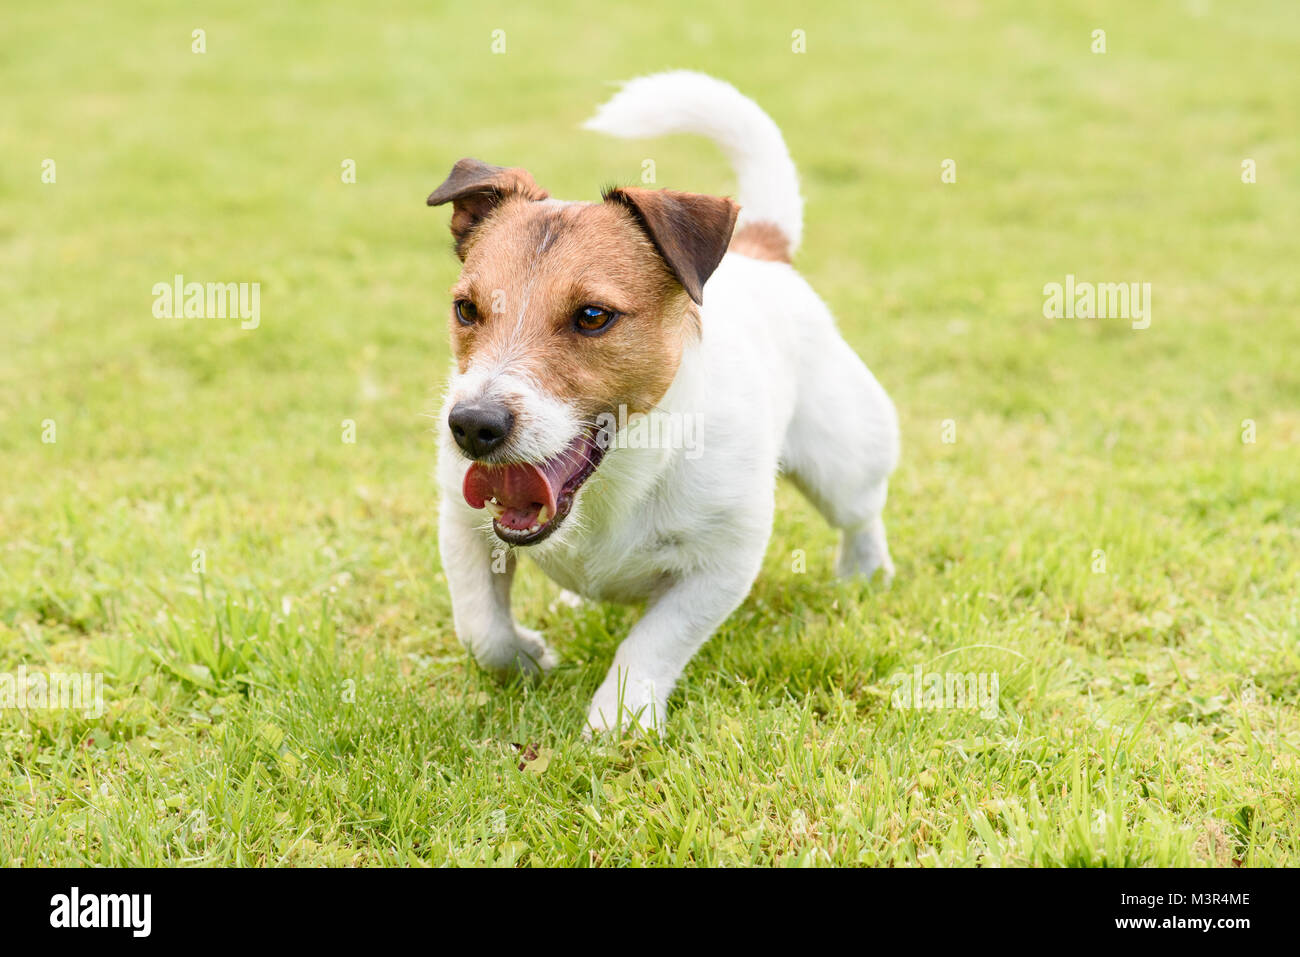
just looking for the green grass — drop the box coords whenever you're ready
[2,0,1298,866]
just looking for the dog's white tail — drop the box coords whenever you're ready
[584,71,803,254]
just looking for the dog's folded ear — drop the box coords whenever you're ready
[603,187,740,305]
[428,158,549,258]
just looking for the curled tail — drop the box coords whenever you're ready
[583,71,803,258]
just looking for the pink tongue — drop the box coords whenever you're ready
[463,461,560,528]
[462,436,595,531]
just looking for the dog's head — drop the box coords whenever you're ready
[428,158,738,546]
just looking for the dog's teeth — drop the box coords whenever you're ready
[485,499,505,519]
[537,506,550,524]
[528,523,540,533]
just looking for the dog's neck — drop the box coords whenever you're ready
[570,336,708,524]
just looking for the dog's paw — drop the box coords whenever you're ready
[473,626,557,679]
[840,556,895,587]
[837,520,895,586]
[511,626,559,677]
[583,671,665,738]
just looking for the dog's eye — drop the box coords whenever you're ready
[454,299,479,325]
[573,305,617,335]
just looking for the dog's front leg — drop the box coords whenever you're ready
[586,568,756,735]
[439,505,556,677]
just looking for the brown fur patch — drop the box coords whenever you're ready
[729,220,791,263]
[448,197,696,422]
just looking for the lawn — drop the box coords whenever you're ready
[1,0,1297,866]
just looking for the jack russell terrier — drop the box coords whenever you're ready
[428,71,899,734]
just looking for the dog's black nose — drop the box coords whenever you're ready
[448,400,514,459]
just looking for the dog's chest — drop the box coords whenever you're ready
[526,455,702,602]
[528,504,687,602]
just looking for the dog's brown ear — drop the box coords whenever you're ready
[428,158,549,258]
[604,187,740,305]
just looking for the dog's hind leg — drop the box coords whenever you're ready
[780,332,900,584]
[791,468,896,584]
[836,499,895,583]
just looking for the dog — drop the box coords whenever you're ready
[428,71,899,734]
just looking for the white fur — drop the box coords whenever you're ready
[584,71,804,251]
[437,72,899,733]
[446,359,578,466]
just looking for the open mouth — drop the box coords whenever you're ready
[461,427,606,545]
